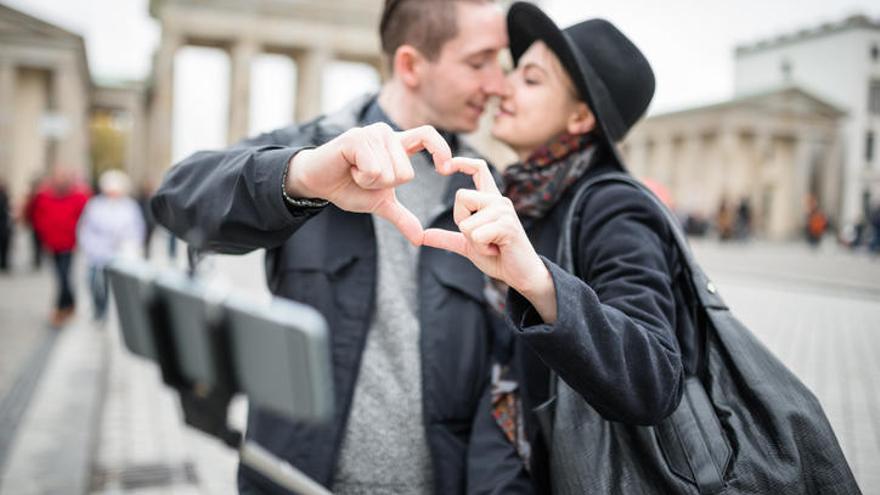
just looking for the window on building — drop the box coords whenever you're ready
[872,43,880,62]
[867,131,875,165]
[871,80,880,115]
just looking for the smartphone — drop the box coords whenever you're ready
[106,259,159,360]
[224,294,334,423]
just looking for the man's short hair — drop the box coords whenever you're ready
[380,0,492,65]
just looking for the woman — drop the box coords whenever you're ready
[78,170,145,321]
[424,3,690,490]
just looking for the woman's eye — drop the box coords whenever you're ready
[524,78,539,86]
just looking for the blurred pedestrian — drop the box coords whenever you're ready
[31,165,90,327]
[0,180,11,273]
[135,179,157,259]
[735,197,752,241]
[716,197,734,241]
[805,194,827,248]
[78,170,145,321]
[869,203,880,255]
[22,177,45,270]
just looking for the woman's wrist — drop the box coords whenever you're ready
[512,257,558,324]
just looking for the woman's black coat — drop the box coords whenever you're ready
[501,149,695,492]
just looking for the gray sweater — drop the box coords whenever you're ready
[332,105,450,495]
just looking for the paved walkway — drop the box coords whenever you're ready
[0,232,878,493]
[0,230,58,472]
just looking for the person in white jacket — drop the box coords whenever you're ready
[78,170,145,321]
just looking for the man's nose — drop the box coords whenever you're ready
[482,61,509,97]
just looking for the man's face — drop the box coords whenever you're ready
[416,2,507,133]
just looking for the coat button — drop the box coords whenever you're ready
[707,282,717,294]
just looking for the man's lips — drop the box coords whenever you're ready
[467,102,485,115]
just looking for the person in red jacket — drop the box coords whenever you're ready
[31,165,90,327]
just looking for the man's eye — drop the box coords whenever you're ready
[469,61,486,70]
[524,78,539,86]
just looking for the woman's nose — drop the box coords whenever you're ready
[497,73,515,99]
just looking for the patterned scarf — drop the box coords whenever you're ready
[502,132,597,218]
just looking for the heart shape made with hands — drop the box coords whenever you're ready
[328,124,502,248]
[375,153,502,250]
[332,125,542,298]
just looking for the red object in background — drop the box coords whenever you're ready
[641,178,673,209]
[31,183,91,252]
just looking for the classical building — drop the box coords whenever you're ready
[0,5,91,205]
[145,0,387,180]
[0,5,152,206]
[733,14,880,229]
[622,87,845,240]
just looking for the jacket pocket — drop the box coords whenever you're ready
[282,254,367,319]
[429,256,486,304]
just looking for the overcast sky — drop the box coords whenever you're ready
[4,0,880,159]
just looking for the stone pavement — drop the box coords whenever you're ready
[0,229,105,494]
[0,229,59,474]
[0,231,878,494]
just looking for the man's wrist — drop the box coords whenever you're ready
[284,149,320,200]
[282,150,329,209]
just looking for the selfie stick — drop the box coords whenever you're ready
[107,260,334,495]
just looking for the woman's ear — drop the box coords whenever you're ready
[567,102,596,136]
[392,45,424,88]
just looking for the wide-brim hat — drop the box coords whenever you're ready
[507,2,655,167]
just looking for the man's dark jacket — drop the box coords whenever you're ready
[150,95,532,494]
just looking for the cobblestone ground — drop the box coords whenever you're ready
[0,230,58,472]
[0,230,55,403]
[2,231,878,494]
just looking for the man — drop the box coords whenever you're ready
[31,165,90,327]
[151,0,533,493]
[0,180,10,272]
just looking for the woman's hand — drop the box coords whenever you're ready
[423,157,559,322]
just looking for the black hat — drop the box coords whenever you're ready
[507,2,655,164]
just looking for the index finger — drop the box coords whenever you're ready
[442,157,500,195]
[396,125,453,171]
[374,196,424,247]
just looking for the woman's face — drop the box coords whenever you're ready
[492,41,593,159]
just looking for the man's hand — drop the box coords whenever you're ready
[285,123,452,245]
[422,158,558,322]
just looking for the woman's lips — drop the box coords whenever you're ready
[495,106,515,119]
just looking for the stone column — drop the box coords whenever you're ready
[625,135,649,179]
[228,39,258,144]
[0,60,15,191]
[789,134,814,238]
[295,48,330,123]
[127,90,148,186]
[148,31,182,176]
[52,58,89,174]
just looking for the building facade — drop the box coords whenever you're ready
[0,5,92,205]
[622,87,845,240]
[734,15,880,229]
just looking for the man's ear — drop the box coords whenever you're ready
[567,102,596,136]
[392,45,426,88]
